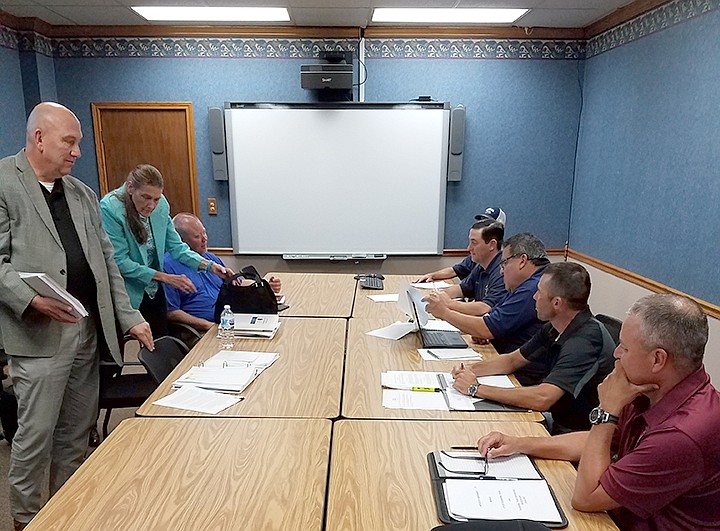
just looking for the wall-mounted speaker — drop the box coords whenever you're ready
[447,104,466,182]
[208,106,228,181]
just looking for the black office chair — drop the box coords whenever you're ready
[97,334,158,440]
[137,336,190,385]
[167,322,204,351]
[595,314,622,346]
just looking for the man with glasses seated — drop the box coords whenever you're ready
[424,233,549,384]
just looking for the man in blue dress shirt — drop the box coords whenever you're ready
[164,213,280,332]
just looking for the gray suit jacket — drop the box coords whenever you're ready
[0,150,144,366]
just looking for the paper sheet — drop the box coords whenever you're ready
[411,281,453,289]
[204,350,279,369]
[382,389,448,410]
[367,294,399,303]
[366,322,416,340]
[152,385,242,414]
[381,371,453,390]
[424,319,461,332]
[438,452,541,479]
[418,348,481,361]
[444,479,563,523]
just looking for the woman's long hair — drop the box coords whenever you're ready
[116,164,164,244]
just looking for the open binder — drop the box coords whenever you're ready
[427,451,567,528]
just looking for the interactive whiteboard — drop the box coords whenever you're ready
[225,102,449,256]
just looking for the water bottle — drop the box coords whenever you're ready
[219,305,235,350]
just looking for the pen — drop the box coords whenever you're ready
[426,350,441,359]
[412,386,440,392]
[450,445,478,450]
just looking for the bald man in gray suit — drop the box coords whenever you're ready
[0,102,153,529]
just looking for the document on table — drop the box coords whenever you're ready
[173,366,256,393]
[367,293,399,303]
[366,321,416,340]
[443,479,564,524]
[382,389,448,410]
[424,319,461,332]
[381,371,453,390]
[411,281,453,289]
[418,348,482,361]
[152,385,243,414]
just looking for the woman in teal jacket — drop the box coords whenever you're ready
[100,164,229,336]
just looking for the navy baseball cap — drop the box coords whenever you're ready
[475,207,506,225]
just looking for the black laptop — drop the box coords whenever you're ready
[408,293,468,349]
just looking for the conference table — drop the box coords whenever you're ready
[343,318,544,422]
[136,317,345,419]
[268,272,357,318]
[26,418,331,531]
[35,271,617,530]
[327,419,618,531]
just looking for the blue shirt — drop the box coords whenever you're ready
[452,255,475,280]
[458,252,506,307]
[164,251,224,322]
[483,264,547,355]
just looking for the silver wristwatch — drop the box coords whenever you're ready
[589,407,619,425]
[467,383,479,398]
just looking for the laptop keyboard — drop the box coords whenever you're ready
[420,329,468,348]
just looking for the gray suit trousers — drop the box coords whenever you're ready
[7,315,99,523]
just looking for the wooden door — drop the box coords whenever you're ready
[92,102,199,216]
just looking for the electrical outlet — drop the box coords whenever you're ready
[207,198,218,215]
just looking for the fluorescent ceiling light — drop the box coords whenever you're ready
[372,8,528,24]
[132,6,290,22]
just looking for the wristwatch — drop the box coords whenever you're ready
[589,407,619,425]
[467,383,480,398]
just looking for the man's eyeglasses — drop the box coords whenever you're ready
[499,253,523,269]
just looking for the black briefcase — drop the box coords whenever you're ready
[213,266,278,322]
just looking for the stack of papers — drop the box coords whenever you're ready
[152,385,243,414]
[233,313,281,339]
[19,272,88,318]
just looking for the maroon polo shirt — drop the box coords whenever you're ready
[599,366,720,530]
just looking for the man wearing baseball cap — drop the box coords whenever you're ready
[415,207,506,283]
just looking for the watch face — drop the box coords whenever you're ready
[589,407,602,424]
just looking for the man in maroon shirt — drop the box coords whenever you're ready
[474,293,720,530]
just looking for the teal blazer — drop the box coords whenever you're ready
[100,184,202,309]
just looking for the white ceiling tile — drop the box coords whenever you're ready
[47,5,148,24]
[0,4,75,23]
[516,8,607,28]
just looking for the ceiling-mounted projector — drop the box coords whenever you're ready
[301,64,353,90]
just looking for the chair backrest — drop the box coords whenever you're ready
[595,314,623,346]
[137,336,190,384]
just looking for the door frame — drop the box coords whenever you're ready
[91,101,200,216]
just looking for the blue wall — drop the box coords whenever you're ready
[571,9,720,304]
[366,57,581,249]
[0,45,27,156]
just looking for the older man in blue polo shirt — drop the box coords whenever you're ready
[164,213,280,332]
[425,233,549,384]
